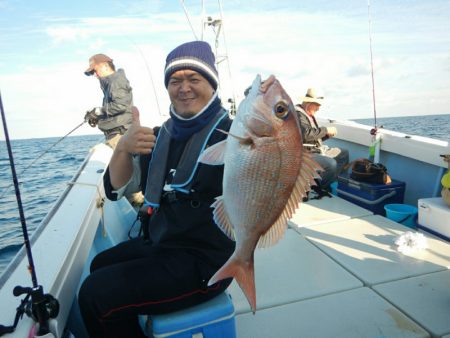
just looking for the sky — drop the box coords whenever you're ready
[0,0,449,140]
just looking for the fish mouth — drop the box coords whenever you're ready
[259,75,276,93]
[246,74,277,98]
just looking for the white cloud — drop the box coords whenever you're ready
[44,15,190,45]
[1,2,450,140]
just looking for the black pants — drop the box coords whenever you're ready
[78,238,230,338]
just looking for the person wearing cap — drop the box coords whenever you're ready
[296,88,349,189]
[83,53,133,149]
[78,41,235,338]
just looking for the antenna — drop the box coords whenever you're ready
[180,0,237,114]
[203,1,237,114]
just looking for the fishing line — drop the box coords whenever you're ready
[0,120,87,200]
[127,38,163,117]
[180,0,199,40]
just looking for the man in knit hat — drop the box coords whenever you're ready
[78,41,235,338]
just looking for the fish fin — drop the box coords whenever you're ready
[198,140,227,165]
[208,254,257,313]
[302,152,323,179]
[294,151,322,195]
[211,197,236,241]
[256,152,322,249]
[257,216,288,248]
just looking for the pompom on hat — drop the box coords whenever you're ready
[300,88,324,105]
[164,41,219,90]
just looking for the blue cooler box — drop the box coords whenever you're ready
[152,292,236,338]
[337,173,405,215]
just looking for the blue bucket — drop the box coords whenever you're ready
[384,204,418,228]
[330,181,338,196]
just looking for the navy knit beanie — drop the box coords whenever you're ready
[164,41,219,90]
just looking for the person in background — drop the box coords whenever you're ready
[84,53,133,149]
[296,88,349,190]
[78,41,235,338]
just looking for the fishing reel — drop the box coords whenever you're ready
[84,107,104,127]
[0,285,59,337]
[14,285,60,325]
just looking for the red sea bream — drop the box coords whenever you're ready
[199,74,320,312]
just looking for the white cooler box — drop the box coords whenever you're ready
[418,197,450,240]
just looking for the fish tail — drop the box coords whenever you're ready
[208,254,257,313]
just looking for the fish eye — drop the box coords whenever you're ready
[274,101,289,119]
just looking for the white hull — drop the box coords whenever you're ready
[0,143,114,337]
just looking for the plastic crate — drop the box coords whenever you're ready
[337,173,405,215]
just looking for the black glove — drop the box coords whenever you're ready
[84,107,104,127]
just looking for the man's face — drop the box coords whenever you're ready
[306,103,321,116]
[89,60,109,78]
[167,69,215,118]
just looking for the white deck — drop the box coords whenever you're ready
[233,195,450,338]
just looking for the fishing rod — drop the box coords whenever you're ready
[0,119,87,200]
[367,0,377,129]
[0,92,59,337]
[367,0,381,162]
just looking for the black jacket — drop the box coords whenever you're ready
[98,69,133,133]
[296,105,329,153]
[104,114,235,276]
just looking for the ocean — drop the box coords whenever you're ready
[352,114,450,142]
[0,134,104,275]
[0,114,449,277]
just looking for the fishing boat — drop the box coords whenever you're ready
[0,115,449,337]
[1,1,450,336]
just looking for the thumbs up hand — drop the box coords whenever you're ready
[117,106,155,155]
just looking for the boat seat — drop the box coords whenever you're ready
[139,291,236,337]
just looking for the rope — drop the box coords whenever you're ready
[67,181,106,236]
